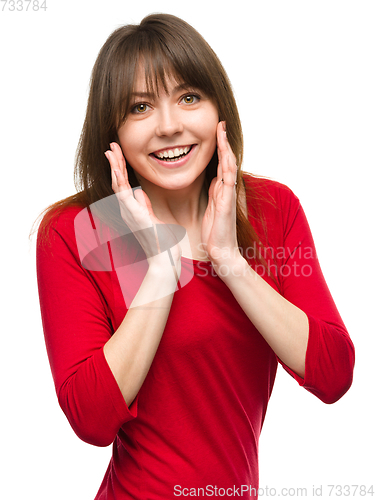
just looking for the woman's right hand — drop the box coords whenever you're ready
[102,143,183,406]
[104,142,182,276]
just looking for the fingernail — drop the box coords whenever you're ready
[222,121,227,133]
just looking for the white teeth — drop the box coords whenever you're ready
[155,146,191,160]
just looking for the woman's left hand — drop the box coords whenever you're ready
[201,121,243,275]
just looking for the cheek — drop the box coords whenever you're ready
[205,120,219,152]
[191,112,218,146]
[118,126,144,159]
[202,109,219,144]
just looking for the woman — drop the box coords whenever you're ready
[36,13,355,499]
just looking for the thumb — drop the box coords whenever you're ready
[207,177,217,208]
[203,178,216,227]
[133,187,153,213]
[133,187,164,228]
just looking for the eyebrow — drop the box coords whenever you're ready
[130,83,195,99]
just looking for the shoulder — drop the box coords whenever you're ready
[242,173,303,243]
[243,173,301,219]
[243,173,300,206]
[36,203,86,255]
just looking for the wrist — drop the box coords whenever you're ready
[211,252,249,282]
[147,250,181,280]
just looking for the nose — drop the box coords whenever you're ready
[155,106,183,137]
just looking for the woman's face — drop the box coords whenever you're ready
[117,71,219,191]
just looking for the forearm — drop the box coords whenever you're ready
[219,256,309,378]
[103,256,178,407]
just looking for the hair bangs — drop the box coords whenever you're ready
[142,41,216,99]
[115,26,218,128]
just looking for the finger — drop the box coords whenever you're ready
[216,122,224,182]
[133,188,161,223]
[221,157,237,204]
[207,176,217,208]
[218,123,237,189]
[105,150,130,194]
[202,178,216,245]
[110,163,119,194]
[210,172,221,203]
[221,121,236,161]
[110,142,128,181]
[105,150,121,194]
[133,188,150,211]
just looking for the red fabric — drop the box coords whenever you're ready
[36,178,355,499]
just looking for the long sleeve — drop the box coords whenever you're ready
[36,207,138,447]
[248,178,355,403]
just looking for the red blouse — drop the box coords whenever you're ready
[37,177,355,499]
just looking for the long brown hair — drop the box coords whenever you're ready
[35,13,266,263]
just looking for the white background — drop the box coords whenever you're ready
[1,1,375,498]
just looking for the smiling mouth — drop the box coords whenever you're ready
[151,145,194,162]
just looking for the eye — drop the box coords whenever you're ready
[131,103,150,114]
[181,94,200,105]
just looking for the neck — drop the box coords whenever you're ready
[136,172,208,229]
